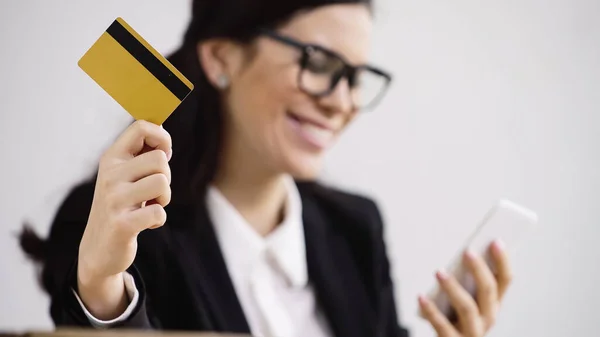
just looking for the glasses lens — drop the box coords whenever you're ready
[300,47,344,95]
[351,69,389,110]
[299,46,390,110]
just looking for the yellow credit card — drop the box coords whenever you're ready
[78,17,194,125]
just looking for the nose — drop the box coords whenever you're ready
[317,78,354,115]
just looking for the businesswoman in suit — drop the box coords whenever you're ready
[20,0,513,336]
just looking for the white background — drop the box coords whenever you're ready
[1,0,599,336]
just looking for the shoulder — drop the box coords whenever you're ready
[47,178,96,246]
[48,176,173,277]
[55,178,95,220]
[48,177,172,260]
[27,178,98,298]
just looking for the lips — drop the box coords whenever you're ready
[287,112,337,150]
[299,122,334,145]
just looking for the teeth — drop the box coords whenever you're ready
[301,123,333,144]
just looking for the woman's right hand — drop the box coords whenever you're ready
[77,120,172,320]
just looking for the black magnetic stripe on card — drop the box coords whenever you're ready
[106,20,191,101]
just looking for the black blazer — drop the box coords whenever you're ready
[42,180,410,337]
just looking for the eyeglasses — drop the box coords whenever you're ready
[260,29,392,112]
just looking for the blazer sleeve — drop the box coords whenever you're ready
[41,180,155,329]
[367,200,411,337]
[57,260,153,328]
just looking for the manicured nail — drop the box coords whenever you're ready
[436,270,449,281]
[493,239,506,252]
[418,295,428,306]
[464,249,476,261]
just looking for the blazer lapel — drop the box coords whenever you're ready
[169,204,251,333]
[302,194,377,337]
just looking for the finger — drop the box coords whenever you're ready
[121,173,171,208]
[118,149,171,184]
[464,250,499,328]
[490,240,512,300]
[110,120,172,160]
[418,295,457,337]
[436,270,481,336]
[123,203,167,233]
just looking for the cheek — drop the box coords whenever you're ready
[227,59,298,143]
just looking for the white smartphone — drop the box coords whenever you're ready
[422,199,539,319]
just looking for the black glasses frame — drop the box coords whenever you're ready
[259,29,393,111]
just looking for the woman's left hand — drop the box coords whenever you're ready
[418,240,512,337]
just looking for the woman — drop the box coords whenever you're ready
[20,0,513,336]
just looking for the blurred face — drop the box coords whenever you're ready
[209,4,374,180]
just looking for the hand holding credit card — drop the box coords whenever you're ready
[78,17,194,124]
[75,18,187,316]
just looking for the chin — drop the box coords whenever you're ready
[282,153,323,181]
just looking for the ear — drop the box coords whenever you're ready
[197,39,246,88]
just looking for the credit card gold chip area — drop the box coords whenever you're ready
[78,17,194,125]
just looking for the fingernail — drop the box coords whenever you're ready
[494,239,506,252]
[436,270,449,281]
[167,148,173,161]
[418,295,428,306]
[464,249,476,261]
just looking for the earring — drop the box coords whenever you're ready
[216,74,230,89]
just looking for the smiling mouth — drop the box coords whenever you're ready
[287,112,336,150]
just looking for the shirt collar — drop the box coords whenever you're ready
[206,176,308,288]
